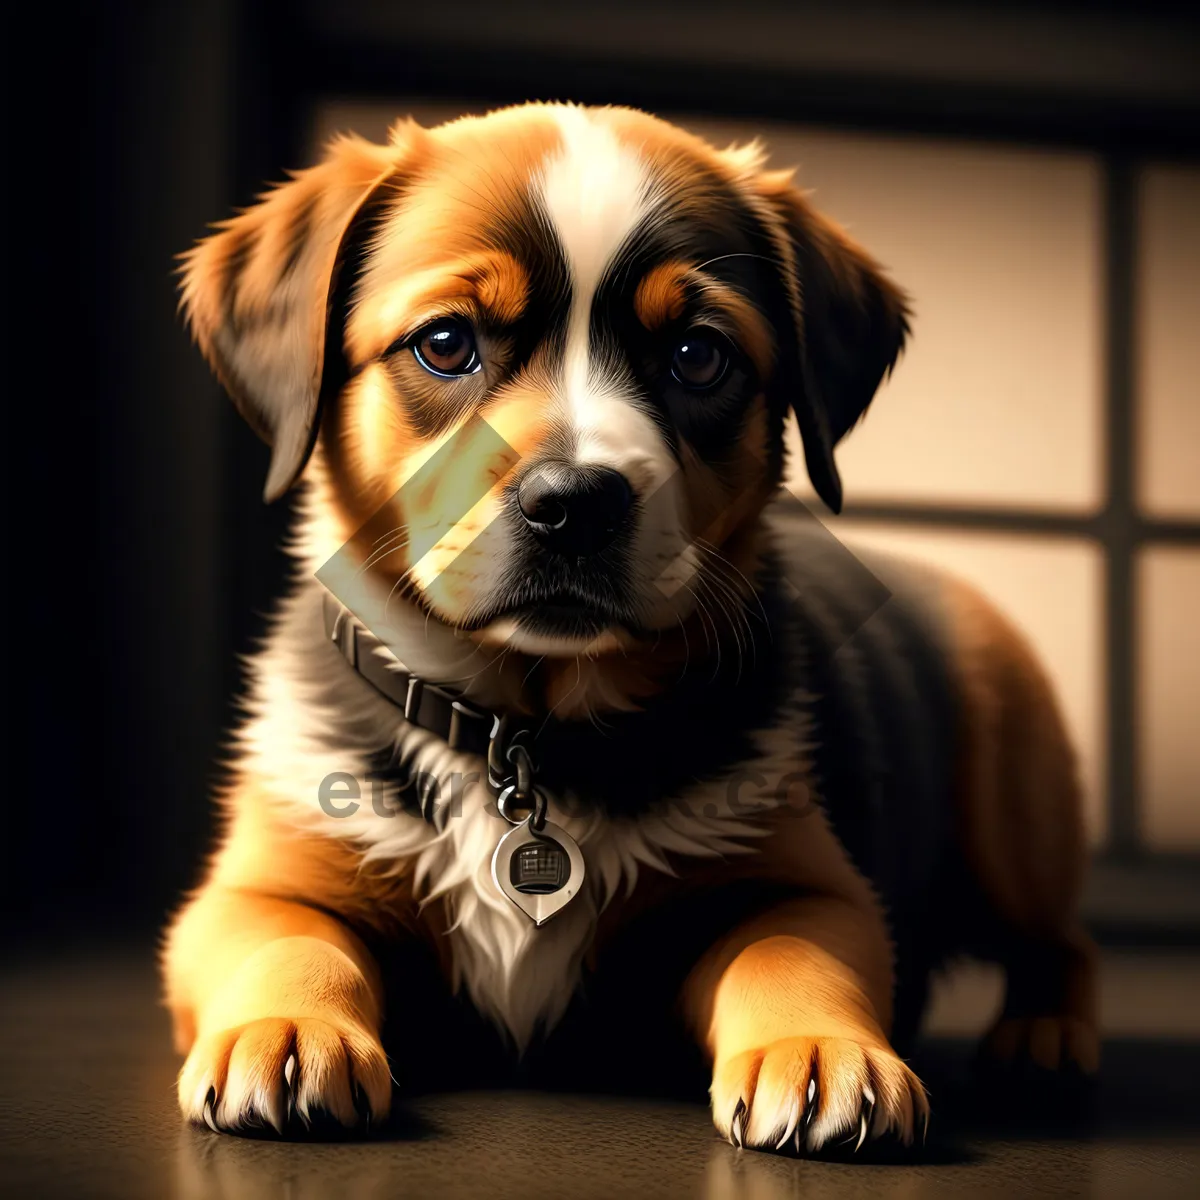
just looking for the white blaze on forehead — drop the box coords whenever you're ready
[537,107,664,475]
[534,108,693,632]
[539,107,650,375]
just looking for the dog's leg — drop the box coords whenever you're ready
[941,575,1100,1078]
[163,883,391,1134]
[683,894,928,1154]
[979,924,1099,1078]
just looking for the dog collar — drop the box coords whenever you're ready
[321,592,532,809]
[322,593,587,925]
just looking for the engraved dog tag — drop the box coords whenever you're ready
[491,819,585,926]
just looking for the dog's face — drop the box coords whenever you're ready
[182,104,907,659]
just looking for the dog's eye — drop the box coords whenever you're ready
[412,318,480,378]
[671,328,729,390]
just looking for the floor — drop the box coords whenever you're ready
[1,946,1197,1199]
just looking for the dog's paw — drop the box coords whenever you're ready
[711,1036,929,1155]
[980,1015,1100,1077]
[178,1017,391,1137]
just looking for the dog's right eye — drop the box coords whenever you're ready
[670,327,730,391]
[412,318,480,378]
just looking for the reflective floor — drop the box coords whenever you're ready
[2,947,1197,1199]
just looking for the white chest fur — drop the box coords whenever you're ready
[237,589,807,1049]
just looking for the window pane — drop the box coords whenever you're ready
[1137,166,1200,519]
[822,522,1107,844]
[1139,547,1200,851]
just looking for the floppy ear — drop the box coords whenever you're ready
[179,133,407,502]
[758,171,910,514]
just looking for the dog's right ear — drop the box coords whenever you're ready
[179,130,417,502]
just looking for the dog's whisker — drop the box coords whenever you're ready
[693,571,748,685]
[358,533,410,575]
[682,579,724,682]
[702,570,757,675]
[366,524,407,550]
[692,250,780,273]
[692,542,769,666]
[694,537,769,627]
[694,538,760,598]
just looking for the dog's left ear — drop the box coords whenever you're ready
[756,171,910,514]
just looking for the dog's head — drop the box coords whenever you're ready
[182,104,906,663]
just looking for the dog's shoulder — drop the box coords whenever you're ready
[766,508,960,918]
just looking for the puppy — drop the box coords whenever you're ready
[164,102,1097,1151]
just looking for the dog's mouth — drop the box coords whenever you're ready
[460,560,645,645]
[500,595,624,639]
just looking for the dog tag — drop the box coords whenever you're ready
[491,818,585,926]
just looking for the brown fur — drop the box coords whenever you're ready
[633,261,691,330]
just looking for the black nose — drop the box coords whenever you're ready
[516,462,634,557]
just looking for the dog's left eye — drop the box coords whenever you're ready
[412,318,480,378]
[671,328,729,390]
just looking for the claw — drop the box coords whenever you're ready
[804,1076,818,1126]
[775,1096,802,1150]
[283,1053,298,1123]
[857,1085,875,1151]
[854,1111,869,1151]
[262,1088,287,1136]
[202,1087,220,1134]
[730,1098,746,1149]
[353,1080,372,1131]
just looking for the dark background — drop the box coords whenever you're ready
[6,0,1199,954]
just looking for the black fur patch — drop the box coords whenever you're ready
[525,565,791,817]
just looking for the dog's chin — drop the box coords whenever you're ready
[473,607,635,657]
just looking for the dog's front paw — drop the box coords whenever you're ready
[980,1015,1100,1077]
[178,1017,391,1136]
[711,1036,928,1154]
